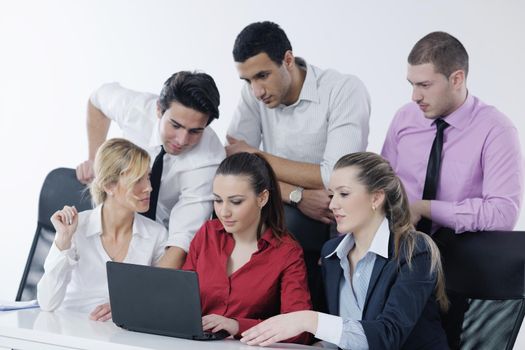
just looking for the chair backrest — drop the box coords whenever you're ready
[433,229,525,350]
[16,168,93,301]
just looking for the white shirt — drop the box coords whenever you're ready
[37,205,168,313]
[315,217,390,350]
[227,58,371,188]
[90,83,225,251]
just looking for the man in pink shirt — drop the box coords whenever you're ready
[381,31,523,235]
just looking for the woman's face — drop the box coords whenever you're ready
[110,171,152,213]
[328,166,377,234]
[213,174,268,238]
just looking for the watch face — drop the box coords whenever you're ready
[290,189,301,203]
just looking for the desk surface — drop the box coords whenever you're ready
[0,309,315,350]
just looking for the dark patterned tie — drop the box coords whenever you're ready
[416,119,449,234]
[142,146,166,220]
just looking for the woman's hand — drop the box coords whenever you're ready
[51,206,78,250]
[89,303,112,322]
[240,311,317,346]
[202,314,238,336]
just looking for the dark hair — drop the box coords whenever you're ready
[158,71,220,125]
[233,21,292,65]
[215,152,288,240]
[408,31,469,78]
[334,152,448,311]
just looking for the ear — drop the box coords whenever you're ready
[449,70,465,90]
[371,190,386,211]
[258,189,270,209]
[103,183,117,197]
[156,100,163,119]
[283,50,295,70]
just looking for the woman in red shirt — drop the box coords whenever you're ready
[182,152,312,343]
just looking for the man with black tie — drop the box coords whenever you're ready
[381,31,523,349]
[76,71,225,269]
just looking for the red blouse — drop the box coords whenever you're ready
[182,219,312,344]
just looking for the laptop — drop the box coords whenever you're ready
[106,261,229,340]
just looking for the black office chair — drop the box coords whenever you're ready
[433,229,525,350]
[16,168,92,301]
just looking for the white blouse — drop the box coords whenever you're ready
[37,205,168,314]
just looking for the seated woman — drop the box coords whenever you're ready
[241,152,449,349]
[182,152,312,344]
[37,138,167,320]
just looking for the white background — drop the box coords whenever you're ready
[1,0,524,344]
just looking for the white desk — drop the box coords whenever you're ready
[0,309,315,350]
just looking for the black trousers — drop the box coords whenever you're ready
[284,205,330,312]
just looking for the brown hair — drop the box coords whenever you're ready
[334,152,448,311]
[408,31,469,78]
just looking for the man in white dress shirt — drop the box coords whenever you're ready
[226,21,371,311]
[76,71,225,269]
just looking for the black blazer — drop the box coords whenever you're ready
[321,233,448,350]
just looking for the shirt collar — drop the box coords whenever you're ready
[85,204,150,239]
[217,222,279,249]
[440,92,474,131]
[281,57,320,107]
[325,217,391,260]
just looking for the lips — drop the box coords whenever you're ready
[222,220,236,227]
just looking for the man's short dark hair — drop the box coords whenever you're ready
[233,21,292,65]
[158,71,220,125]
[408,31,469,78]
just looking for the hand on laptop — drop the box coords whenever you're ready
[202,314,238,336]
[89,303,112,322]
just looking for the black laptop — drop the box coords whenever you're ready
[106,261,229,340]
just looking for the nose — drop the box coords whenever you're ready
[219,203,231,218]
[176,129,190,146]
[251,82,265,100]
[412,87,422,103]
[328,196,337,212]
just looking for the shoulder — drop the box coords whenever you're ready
[134,214,167,237]
[310,63,368,95]
[470,95,517,133]
[179,127,225,167]
[396,232,434,263]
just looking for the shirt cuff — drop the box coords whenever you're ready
[48,241,78,265]
[315,312,342,346]
[430,200,456,231]
[164,234,191,252]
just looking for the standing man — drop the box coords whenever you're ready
[76,71,225,269]
[226,21,371,311]
[381,31,523,235]
[381,32,523,349]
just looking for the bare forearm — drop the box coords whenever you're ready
[261,151,324,189]
[87,100,111,160]
[157,246,187,269]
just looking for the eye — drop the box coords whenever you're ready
[339,192,349,198]
[257,72,269,80]
[231,200,243,205]
[189,129,203,135]
[213,199,223,204]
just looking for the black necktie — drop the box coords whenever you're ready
[142,146,166,220]
[416,119,449,234]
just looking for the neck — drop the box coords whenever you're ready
[282,63,306,106]
[232,222,264,245]
[352,214,385,256]
[445,87,468,117]
[101,200,134,239]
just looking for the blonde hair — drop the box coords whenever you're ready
[334,152,448,311]
[90,138,151,205]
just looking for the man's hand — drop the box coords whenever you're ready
[298,189,334,224]
[410,200,431,225]
[76,160,95,184]
[225,135,258,156]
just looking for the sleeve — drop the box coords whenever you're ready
[380,110,401,170]
[315,312,369,350]
[164,164,217,252]
[37,241,79,311]
[359,251,437,350]
[226,84,263,148]
[152,226,169,266]
[320,76,371,187]
[431,125,524,232]
[181,223,207,271]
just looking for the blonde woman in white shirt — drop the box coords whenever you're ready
[37,138,167,320]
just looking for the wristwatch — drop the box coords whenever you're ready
[289,187,304,207]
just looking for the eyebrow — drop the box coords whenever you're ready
[170,119,205,132]
[407,78,432,86]
[213,194,246,199]
[240,70,271,82]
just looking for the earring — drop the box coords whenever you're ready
[372,205,376,211]
[108,192,113,196]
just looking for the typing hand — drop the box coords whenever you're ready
[89,303,112,322]
[51,206,78,251]
[298,189,334,224]
[76,160,95,184]
[202,314,238,336]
